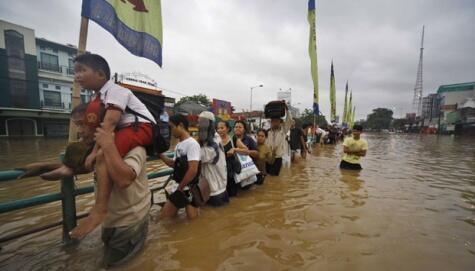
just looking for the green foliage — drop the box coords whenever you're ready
[391,118,408,131]
[366,108,393,131]
[175,94,212,108]
[299,108,328,127]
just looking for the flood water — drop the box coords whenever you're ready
[0,134,474,270]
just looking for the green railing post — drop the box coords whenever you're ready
[61,175,77,245]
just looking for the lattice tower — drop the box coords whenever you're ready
[413,26,425,116]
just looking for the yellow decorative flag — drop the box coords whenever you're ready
[330,61,336,122]
[82,0,163,66]
[308,0,319,115]
[350,106,356,128]
[346,91,352,125]
[342,81,348,127]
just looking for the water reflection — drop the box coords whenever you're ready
[0,134,475,270]
[340,169,363,192]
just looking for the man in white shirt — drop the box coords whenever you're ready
[159,114,201,219]
[266,108,292,176]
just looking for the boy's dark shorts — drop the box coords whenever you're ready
[207,191,229,207]
[339,160,363,170]
[63,142,93,174]
[101,215,149,267]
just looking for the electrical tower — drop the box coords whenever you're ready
[412,26,425,116]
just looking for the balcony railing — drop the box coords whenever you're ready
[37,62,74,77]
[40,100,68,110]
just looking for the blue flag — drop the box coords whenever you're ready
[82,0,163,67]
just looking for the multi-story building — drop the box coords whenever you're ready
[36,38,92,136]
[418,82,474,133]
[421,93,440,123]
[437,82,474,132]
[0,20,41,136]
[0,19,91,137]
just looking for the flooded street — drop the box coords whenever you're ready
[0,134,474,270]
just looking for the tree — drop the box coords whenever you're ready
[366,108,393,131]
[298,108,328,128]
[391,118,408,131]
[175,94,212,108]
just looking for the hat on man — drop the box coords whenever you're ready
[199,111,215,122]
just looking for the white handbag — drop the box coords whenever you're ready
[234,153,260,183]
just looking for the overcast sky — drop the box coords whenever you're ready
[1,0,474,120]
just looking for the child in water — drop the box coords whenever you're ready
[64,54,155,239]
[256,129,274,185]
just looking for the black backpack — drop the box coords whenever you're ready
[103,87,170,154]
[125,107,170,154]
[172,155,201,184]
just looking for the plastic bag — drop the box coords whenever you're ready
[234,153,260,183]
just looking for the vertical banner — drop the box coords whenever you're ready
[342,81,348,127]
[347,91,352,125]
[330,61,336,122]
[351,106,356,128]
[82,0,163,66]
[308,0,319,115]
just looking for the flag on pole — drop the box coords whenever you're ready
[308,0,320,115]
[330,61,336,122]
[350,106,356,128]
[342,81,348,127]
[346,91,352,125]
[82,0,163,67]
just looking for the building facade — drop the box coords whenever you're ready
[0,20,40,136]
[36,38,92,136]
[421,93,441,125]
[0,20,91,137]
[438,82,474,132]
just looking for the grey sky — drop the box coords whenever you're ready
[1,0,474,120]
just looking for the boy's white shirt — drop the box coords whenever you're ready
[98,80,156,126]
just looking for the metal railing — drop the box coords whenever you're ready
[40,100,66,109]
[0,153,174,245]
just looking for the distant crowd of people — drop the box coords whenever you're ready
[16,54,368,267]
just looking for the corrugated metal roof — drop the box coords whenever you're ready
[437,82,475,94]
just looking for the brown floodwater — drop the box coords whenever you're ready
[0,134,474,270]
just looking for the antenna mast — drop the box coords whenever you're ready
[412,25,425,116]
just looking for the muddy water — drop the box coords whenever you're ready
[0,134,474,270]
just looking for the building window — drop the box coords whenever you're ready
[55,85,61,90]
[5,30,25,58]
[43,90,62,107]
[0,118,6,135]
[4,30,26,80]
[40,52,60,72]
[10,80,28,108]
[43,83,49,88]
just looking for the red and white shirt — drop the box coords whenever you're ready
[97,80,156,127]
